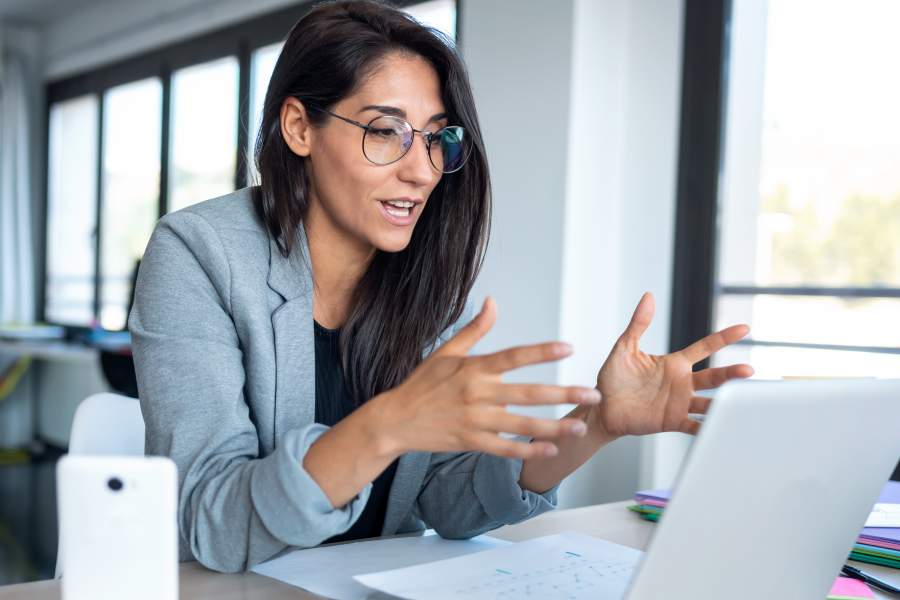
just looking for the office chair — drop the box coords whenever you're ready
[54,393,145,578]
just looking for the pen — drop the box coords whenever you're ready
[842,564,900,596]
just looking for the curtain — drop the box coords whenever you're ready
[0,43,36,325]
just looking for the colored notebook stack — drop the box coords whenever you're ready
[628,481,900,570]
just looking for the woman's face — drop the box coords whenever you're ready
[294,52,447,254]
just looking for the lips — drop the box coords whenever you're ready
[378,200,417,226]
[377,196,425,225]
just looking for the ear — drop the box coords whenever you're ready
[280,97,314,157]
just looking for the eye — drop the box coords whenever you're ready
[369,126,400,140]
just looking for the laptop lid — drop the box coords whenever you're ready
[626,378,900,600]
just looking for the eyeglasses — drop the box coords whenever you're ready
[308,105,472,173]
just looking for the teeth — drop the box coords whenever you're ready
[385,206,410,217]
[386,200,414,208]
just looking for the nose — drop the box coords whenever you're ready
[396,133,437,186]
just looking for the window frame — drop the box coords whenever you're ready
[40,0,453,328]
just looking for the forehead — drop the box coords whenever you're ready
[345,52,445,117]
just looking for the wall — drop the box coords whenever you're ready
[460,0,574,396]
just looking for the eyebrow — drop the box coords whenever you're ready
[359,104,448,124]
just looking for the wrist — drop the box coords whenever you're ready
[586,399,621,445]
[361,392,407,460]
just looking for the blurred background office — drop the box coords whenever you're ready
[0,0,898,585]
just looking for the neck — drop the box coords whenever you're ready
[304,197,375,328]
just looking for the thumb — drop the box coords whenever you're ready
[621,292,655,342]
[433,296,496,357]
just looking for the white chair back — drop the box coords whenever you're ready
[55,393,145,578]
[67,393,145,456]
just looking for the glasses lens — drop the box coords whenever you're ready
[363,116,412,165]
[429,126,471,173]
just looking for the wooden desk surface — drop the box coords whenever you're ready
[2,500,897,599]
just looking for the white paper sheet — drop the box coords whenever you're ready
[866,503,900,527]
[354,531,643,600]
[251,530,510,599]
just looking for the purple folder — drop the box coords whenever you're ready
[634,489,671,504]
[860,481,900,546]
[634,481,900,546]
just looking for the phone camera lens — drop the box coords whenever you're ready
[107,477,124,492]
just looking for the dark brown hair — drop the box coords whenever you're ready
[252,0,491,405]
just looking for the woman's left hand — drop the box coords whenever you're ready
[591,292,754,438]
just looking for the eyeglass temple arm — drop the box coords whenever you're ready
[310,106,370,130]
[308,103,442,138]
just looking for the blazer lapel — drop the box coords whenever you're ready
[267,226,315,443]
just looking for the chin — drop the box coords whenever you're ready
[375,231,415,253]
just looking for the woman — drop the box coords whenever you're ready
[129,0,752,573]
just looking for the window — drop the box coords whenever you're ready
[671,0,900,480]
[42,0,458,329]
[45,95,98,325]
[405,0,457,39]
[169,57,239,212]
[99,78,163,330]
[712,0,900,378]
[247,42,282,186]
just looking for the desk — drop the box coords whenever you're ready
[1,500,897,599]
[0,340,107,448]
[0,340,98,364]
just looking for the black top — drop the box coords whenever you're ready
[313,320,399,544]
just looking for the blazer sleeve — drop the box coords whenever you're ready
[413,300,561,538]
[129,210,371,573]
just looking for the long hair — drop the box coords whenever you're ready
[252,0,491,406]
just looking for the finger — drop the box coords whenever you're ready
[621,292,655,342]
[467,432,559,460]
[480,411,589,439]
[679,324,750,364]
[677,417,701,436]
[486,383,601,406]
[433,296,496,357]
[688,395,711,414]
[692,363,754,391]
[474,341,573,374]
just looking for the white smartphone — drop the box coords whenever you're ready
[56,455,179,600]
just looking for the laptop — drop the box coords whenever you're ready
[623,378,900,600]
[349,378,900,599]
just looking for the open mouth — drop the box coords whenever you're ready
[380,201,413,218]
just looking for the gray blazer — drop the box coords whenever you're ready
[128,187,558,573]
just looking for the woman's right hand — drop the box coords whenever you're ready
[370,297,602,460]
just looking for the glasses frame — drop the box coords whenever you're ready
[307,104,469,173]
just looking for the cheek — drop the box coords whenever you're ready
[312,142,389,221]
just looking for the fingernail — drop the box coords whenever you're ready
[570,421,587,435]
[555,342,573,355]
[544,444,558,457]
